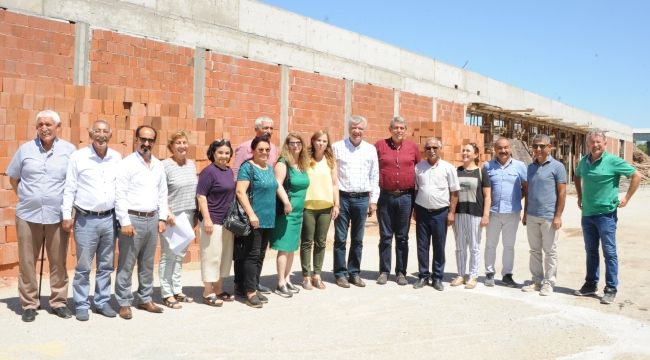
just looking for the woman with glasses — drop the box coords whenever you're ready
[159,130,198,309]
[235,135,278,308]
[451,143,491,289]
[271,133,310,298]
[300,130,339,290]
[196,139,236,307]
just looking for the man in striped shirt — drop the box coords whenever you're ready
[331,115,379,288]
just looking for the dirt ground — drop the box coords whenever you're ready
[0,188,649,359]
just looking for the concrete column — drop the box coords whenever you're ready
[646,141,650,155]
[73,22,90,86]
[193,47,206,118]
[394,90,400,117]
[344,79,352,138]
[279,65,289,142]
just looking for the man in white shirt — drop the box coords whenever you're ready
[114,125,168,319]
[413,138,460,291]
[331,115,379,288]
[62,120,121,321]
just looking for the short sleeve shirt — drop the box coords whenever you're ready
[163,158,198,213]
[456,166,490,217]
[484,158,527,213]
[196,164,235,224]
[527,156,567,220]
[6,137,76,224]
[415,159,461,210]
[575,151,636,216]
[237,161,278,229]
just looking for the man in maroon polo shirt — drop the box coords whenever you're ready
[375,116,421,286]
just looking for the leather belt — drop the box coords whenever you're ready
[383,189,413,196]
[128,210,157,217]
[74,206,115,216]
[339,191,369,198]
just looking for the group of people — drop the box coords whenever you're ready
[7,109,641,322]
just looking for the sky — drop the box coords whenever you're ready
[261,0,649,130]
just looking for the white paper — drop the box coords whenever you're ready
[162,212,196,255]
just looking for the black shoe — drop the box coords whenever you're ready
[432,279,444,291]
[75,309,89,321]
[285,282,300,294]
[336,277,350,288]
[256,291,269,303]
[376,272,388,285]
[234,285,246,297]
[94,305,117,318]
[574,282,598,296]
[274,285,293,298]
[413,278,429,289]
[485,272,495,287]
[348,275,366,287]
[52,306,72,319]
[246,295,263,308]
[501,274,518,288]
[22,308,37,322]
[600,287,617,304]
[396,273,408,286]
[257,284,272,294]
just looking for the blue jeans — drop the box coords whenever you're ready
[377,191,413,275]
[333,193,369,278]
[72,213,116,310]
[415,205,448,280]
[581,211,618,290]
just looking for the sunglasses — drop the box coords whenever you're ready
[532,144,548,150]
[138,137,156,143]
[288,141,303,147]
[256,148,271,153]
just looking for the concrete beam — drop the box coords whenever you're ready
[394,90,400,117]
[193,47,206,119]
[73,21,90,86]
[344,79,352,138]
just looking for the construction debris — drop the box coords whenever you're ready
[633,148,650,184]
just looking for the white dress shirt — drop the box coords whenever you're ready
[61,145,122,220]
[332,138,380,203]
[415,158,460,209]
[115,151,168,226]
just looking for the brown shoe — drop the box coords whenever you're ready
[137,302,164,313]
[119,306,132,320]
[302,277,313,290]
[450,276,465,287]
[336,277,350,288]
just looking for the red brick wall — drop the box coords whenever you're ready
[204,53,281,149]
[288,70,345,144]
[0,9,74,82]
[351,83,394,144]
[399,91,433,149]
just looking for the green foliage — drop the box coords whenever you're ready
[637,143,648,154]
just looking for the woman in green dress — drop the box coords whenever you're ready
[271,132,310,298]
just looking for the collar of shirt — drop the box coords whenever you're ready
[495,158,513,169]
[344,137,363,150]
[586,151,607,165]
[35,136,59,153]
[534,155,553,166]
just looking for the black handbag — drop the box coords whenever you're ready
[223,197,251,237]
[276,158,291,216]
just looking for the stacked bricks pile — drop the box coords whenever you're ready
[0,9,487,277]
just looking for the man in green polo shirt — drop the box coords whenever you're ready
[573,130,641,304]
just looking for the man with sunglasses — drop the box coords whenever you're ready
[484,137,527,288]
[114,125,168,319]
[413,138,460,291]
[521,134,566,296]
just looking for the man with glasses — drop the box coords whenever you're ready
[114,125,168,319]
[61,120,122,321]
[375,116,420,286]
[413,138,459,291]
[332,115,379,288]
[573,129,640,304]
[521,134,566,296]
[484,137,527,288]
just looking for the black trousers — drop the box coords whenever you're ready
[234,228,272,293]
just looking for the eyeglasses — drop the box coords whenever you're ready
[532,144,548,150]
[92,129,111,134]
[256,148,271,153]
[138,137,156,144]
[288,141,302,147]
[425,146,439,151]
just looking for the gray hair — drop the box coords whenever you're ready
[586,129,607,141]
[531,133,551,144]
[348,115,367,129]
[425,137,442,148]
[91,119,111,131]
[493,137,510,147]
[254,116,274,129]
[35,109,61,126]
[390,116,407,129]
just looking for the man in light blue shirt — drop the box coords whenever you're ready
[6,109,76,322]
[522,134,566,296]
[483,138,527,288]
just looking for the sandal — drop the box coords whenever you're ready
[202,294,223,307]
[163,297,182,309]
[312,276,326,290]
[174,293,194,303]
[216,292,235,302]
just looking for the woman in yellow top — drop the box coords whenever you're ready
[300,130,339,289]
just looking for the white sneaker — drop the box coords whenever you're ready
[539,282,553,296]
[521,281,542,292]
